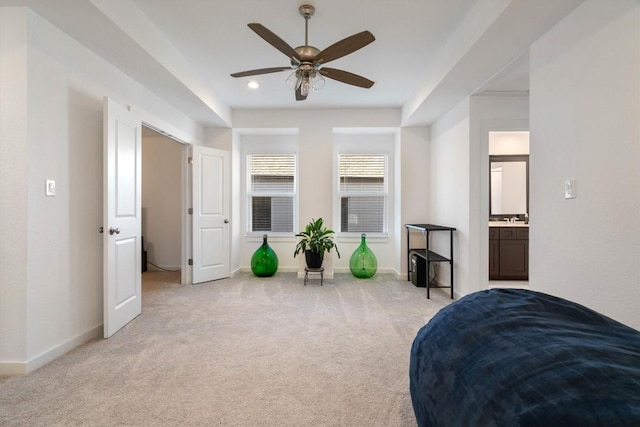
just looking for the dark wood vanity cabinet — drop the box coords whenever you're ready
[489,228,500,278]
[489,227,528,280]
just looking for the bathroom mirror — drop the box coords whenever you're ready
[490,155,529,217]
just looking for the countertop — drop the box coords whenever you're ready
[489,221,529,227]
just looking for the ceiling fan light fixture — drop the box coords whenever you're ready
[300,74,312,97]
[287,69,322,97]
[313,73,325,90]
[285,71,302,90]
[247,80,260,89]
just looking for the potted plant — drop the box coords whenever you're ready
[293,218,340,268]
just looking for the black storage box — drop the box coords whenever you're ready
[411,252,427,287]
[142,236,147,273]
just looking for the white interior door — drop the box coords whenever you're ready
[103,97,142,338]
[191,145,230,283]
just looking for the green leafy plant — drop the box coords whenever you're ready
[293,218,340,260]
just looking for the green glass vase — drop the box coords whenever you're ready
[251,234,278,277]
[349,233,377,279]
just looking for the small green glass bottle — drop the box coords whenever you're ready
[349,233,377,279]
[251,234,278,277]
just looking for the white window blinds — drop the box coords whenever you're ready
[338,154,386,233]
[248,154,295,233]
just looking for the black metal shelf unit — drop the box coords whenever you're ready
[406,224,456,299]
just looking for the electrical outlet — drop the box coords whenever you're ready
[45,179,56,196]
[564,179,576,199]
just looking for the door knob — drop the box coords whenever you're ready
[98,226,104,234]
[224,219,229,224]
[109,227,120,235]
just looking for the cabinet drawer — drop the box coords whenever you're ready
[499,227,529,240]
[489,228,500,239]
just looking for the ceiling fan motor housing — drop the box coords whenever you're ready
[293,46,320,64]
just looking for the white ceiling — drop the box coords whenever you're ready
[0,0,584,127]
[132,0,476,108]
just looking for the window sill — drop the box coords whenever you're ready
[245,233,296,243]
[337,233,389,243]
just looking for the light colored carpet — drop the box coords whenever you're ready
[0,271,452,426]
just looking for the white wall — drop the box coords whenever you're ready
[489,131,529,155]
[529,0,640,329]
[0,8,29,366]
[428,98,471,295]
[231,109,418,277]
[399,127,430,278]
[142,132,183,270]
[0,8,205,373]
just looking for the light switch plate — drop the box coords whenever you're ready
[45,179,56,196]
[564,179,576,199]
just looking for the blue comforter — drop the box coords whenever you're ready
[409,289,640,427]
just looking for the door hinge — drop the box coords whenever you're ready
[188,208,193,215]
[188,259,193,266]
[188,157,193,165]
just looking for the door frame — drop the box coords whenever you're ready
[116,107,198,287]
[108,102,230,290]
[141,123,192,285]
[478,120,529,292]
[141,124,191,285]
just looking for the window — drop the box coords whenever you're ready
[338,154,387,233]
[248,154,296,233]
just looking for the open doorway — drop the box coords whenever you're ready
[141,126,183,281]
[488,131,530,288]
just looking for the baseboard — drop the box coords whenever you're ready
[297,270,334,280]
[394,270,407,280]
[146,265,181,271]
[236,267,300,274]
[332,267,397,275]
[0,325,102,376]
[235,267,401,281]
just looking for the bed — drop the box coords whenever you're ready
[409,288,640,426]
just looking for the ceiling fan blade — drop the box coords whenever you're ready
[319,68,375,89]
[295,86,307,101]
[313,31,375,65]
[230,67,291,78]
[248,23,301,62]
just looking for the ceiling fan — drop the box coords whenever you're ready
[230,4,375,101]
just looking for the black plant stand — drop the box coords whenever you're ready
[304,267,324,286]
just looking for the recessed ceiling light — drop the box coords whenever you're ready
[248,81,259,89]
